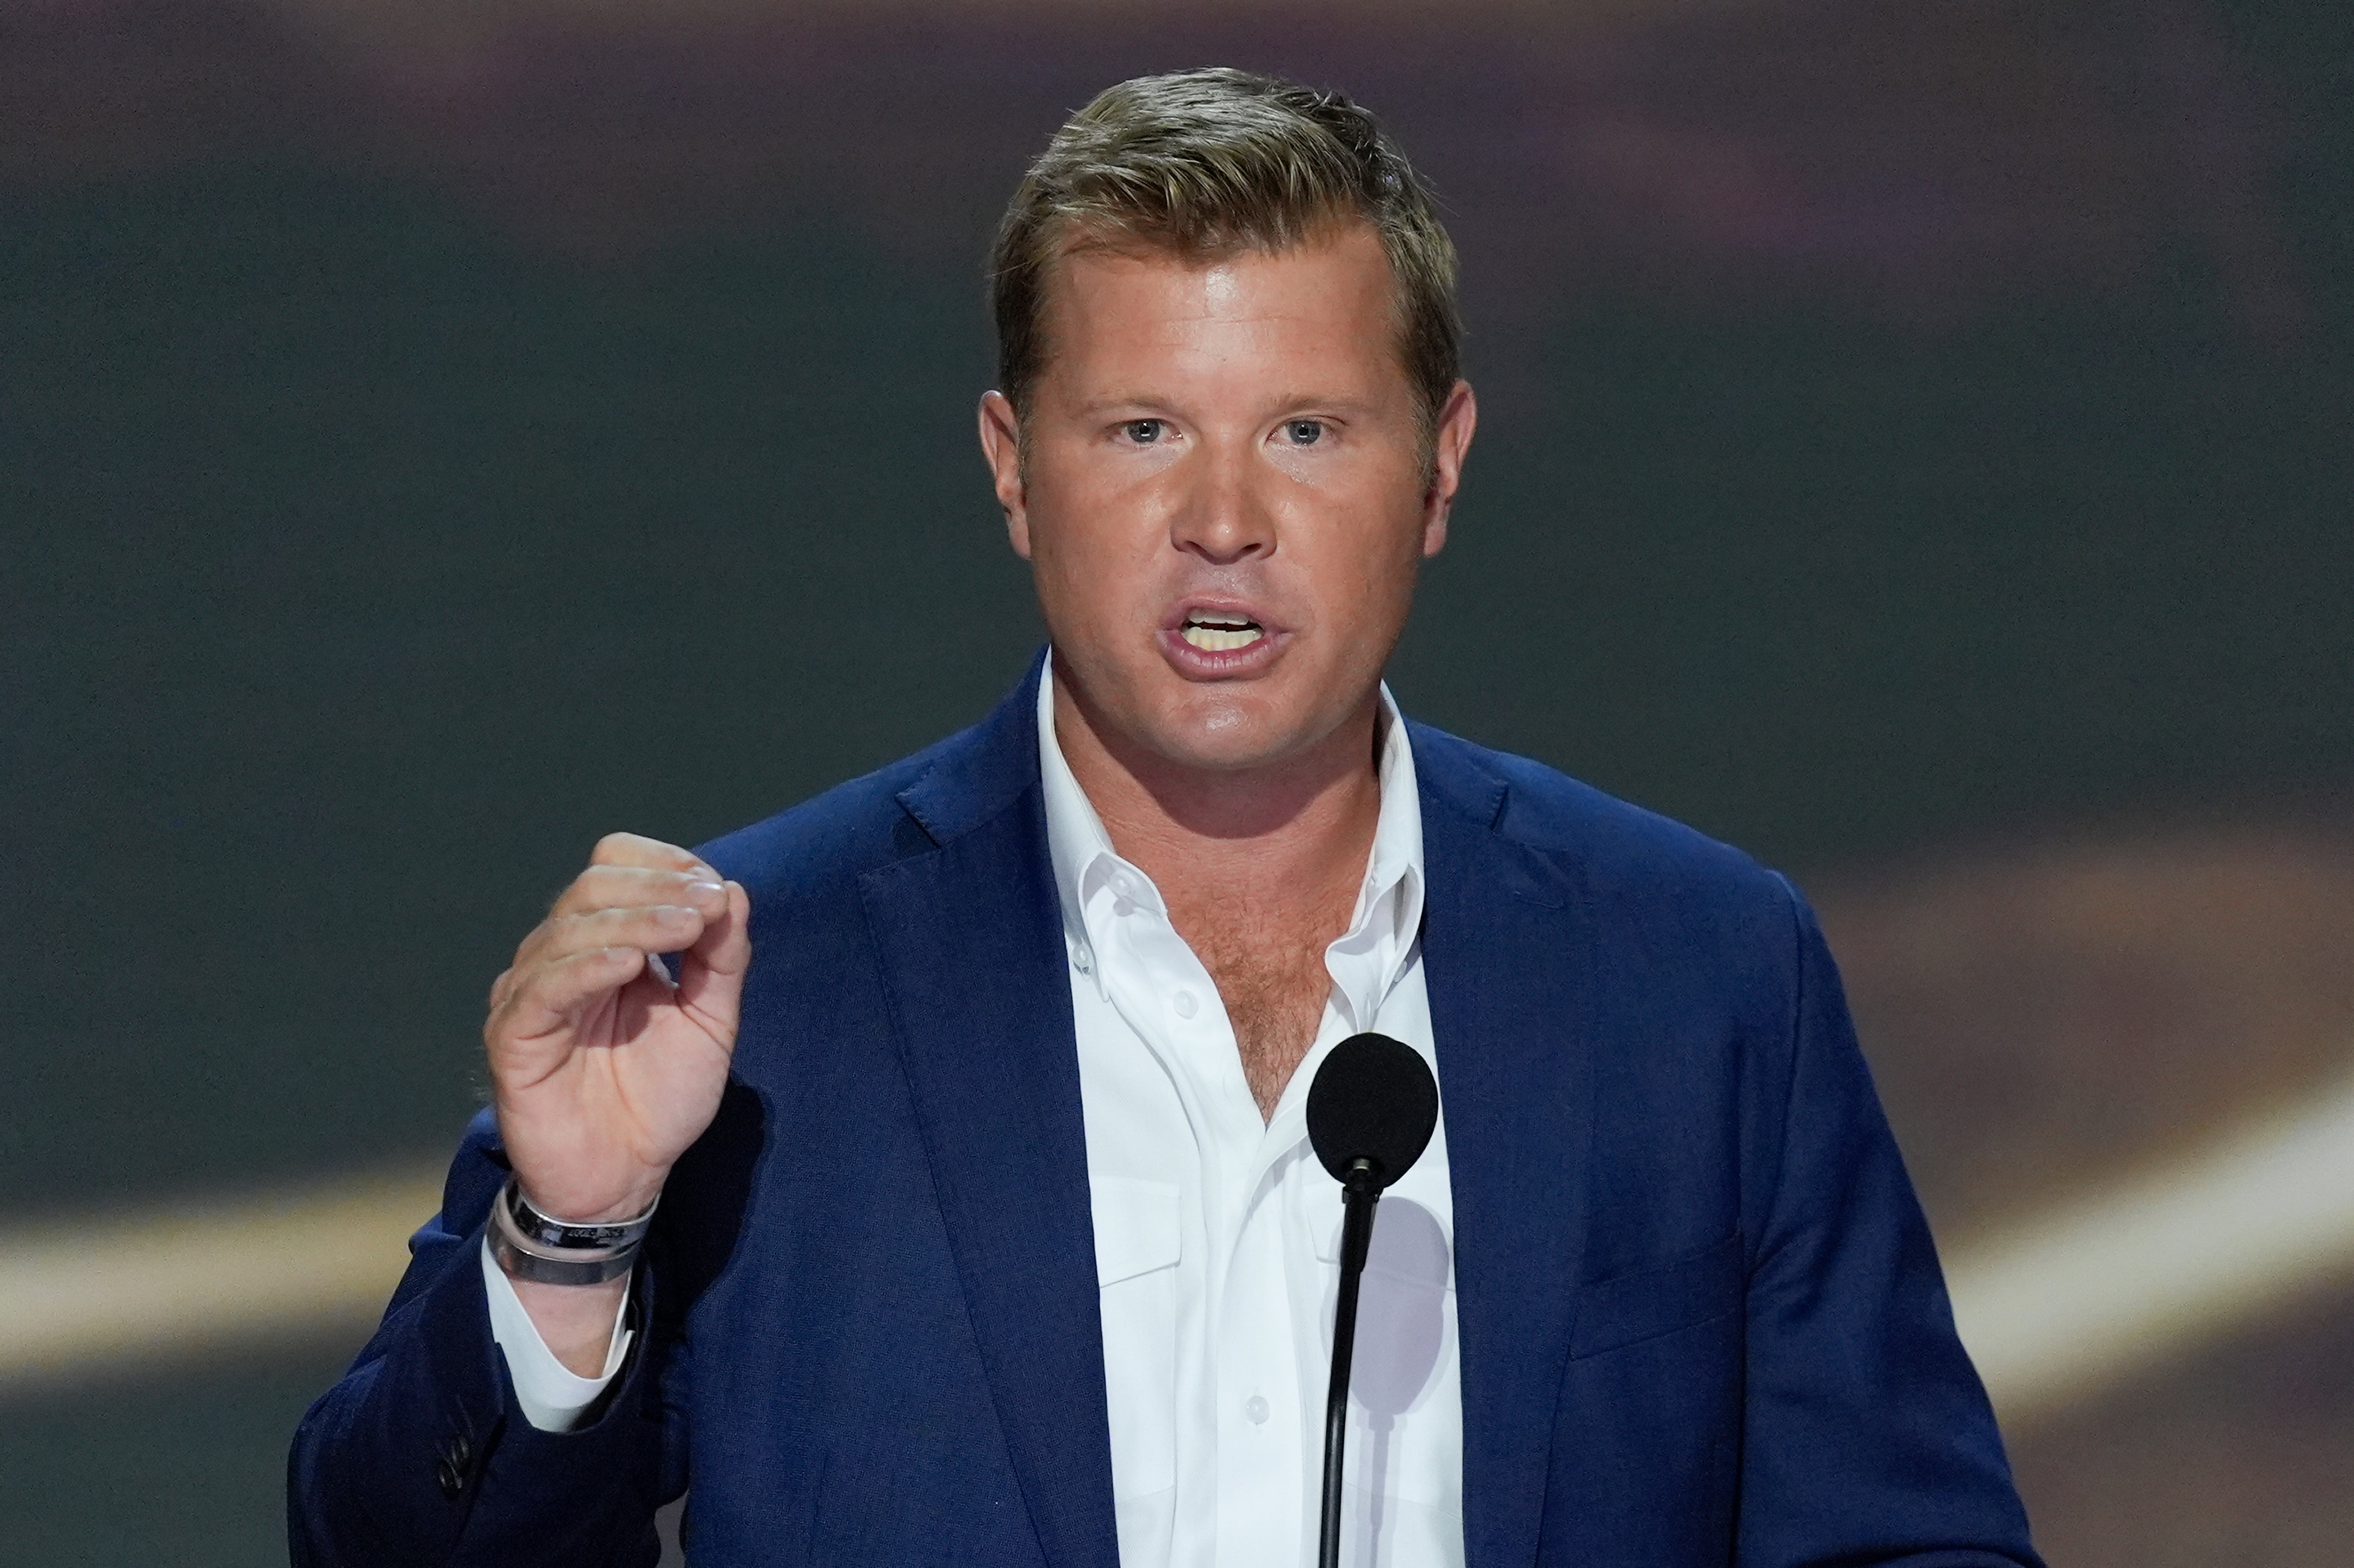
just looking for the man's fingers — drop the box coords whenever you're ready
[486,836,741,1069]
[548,864,727,921]
[588,833,716,878]
[522,904,711,969]
[507,904,705,990]
[676,880,752,1037]
[489,943,650,1045]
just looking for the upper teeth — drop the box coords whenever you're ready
[1181,617,1262,652]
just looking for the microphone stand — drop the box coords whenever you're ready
[1319,1156,1382,1568]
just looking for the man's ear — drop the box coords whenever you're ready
[977,390,1031,559]
[1421,379,1478,558]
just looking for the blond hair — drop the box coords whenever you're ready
[990,68,1461,428]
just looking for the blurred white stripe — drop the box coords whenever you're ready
[1945,1072,2354,1426]
[7,1083,2354,1419]
[0,1166,444,1391]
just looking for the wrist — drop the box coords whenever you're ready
[490,1177,658,1287]
[511,1175,667,1230]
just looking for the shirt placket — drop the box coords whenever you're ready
[1083,848,1421,1568]
[1219,901,1407,1568]
[1089,865,1305,1568]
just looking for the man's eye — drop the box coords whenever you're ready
[1123,419,1165,444]
[1282,419,1325,446]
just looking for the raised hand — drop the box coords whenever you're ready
[484,833,751,1227]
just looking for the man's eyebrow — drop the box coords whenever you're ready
[1070,395,1175,417]
[1264,393,1380,415]
[1068,392,1384,419]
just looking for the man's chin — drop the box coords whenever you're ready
[1126,689,1363,779]
[1056,652,1373,780]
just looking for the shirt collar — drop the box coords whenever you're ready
[1036,650,1425,1021]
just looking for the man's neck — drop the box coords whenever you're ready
[1050,670,1383,938]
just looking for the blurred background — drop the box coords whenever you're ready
[4,0,2351,1561]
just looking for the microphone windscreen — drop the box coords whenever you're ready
[1305,1032,1440,1189]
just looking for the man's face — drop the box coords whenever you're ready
[980,223,1474,778]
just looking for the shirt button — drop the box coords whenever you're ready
[1244,1394,1270,1425]
[1171,990,1198,1019]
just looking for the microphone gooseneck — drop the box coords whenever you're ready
[1304,1032,1440,1568]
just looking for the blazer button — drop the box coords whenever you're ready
[435,1435,472,1500]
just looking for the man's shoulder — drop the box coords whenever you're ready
[690,663,1043,907]
[689,728,970,904]
[1408,722,1795,914]
[691,683,1798,925]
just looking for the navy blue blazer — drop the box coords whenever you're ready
[290,659,2040,1567]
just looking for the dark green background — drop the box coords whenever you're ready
[3,14,2350,1554]
[10,169,2348,1218]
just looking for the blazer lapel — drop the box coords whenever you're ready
[858,660,1120,1568]
[854,677,1598,1568]
[1414,726,1599,1568]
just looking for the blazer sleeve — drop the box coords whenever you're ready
[1735,880,2044,1568]
[287,1108,680,1568]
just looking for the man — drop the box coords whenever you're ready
[291,69,2040,1568]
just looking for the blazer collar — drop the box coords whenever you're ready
[866,667,1593,1568]
[892,648,1050,851]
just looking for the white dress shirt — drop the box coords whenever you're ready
[488,660,1465,1567]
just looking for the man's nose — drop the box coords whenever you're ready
[1168,441,1276,564]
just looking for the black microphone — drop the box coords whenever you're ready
[1304,1032,1440,1568]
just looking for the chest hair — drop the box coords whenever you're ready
[1184,913,1343,1121]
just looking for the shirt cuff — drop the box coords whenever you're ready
[479,1234,634,1432]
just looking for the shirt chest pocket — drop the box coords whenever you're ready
[1091,1176,1181,1500]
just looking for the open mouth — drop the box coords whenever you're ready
[1177,611,1265,652]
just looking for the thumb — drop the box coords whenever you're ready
[675,878,751,1043]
